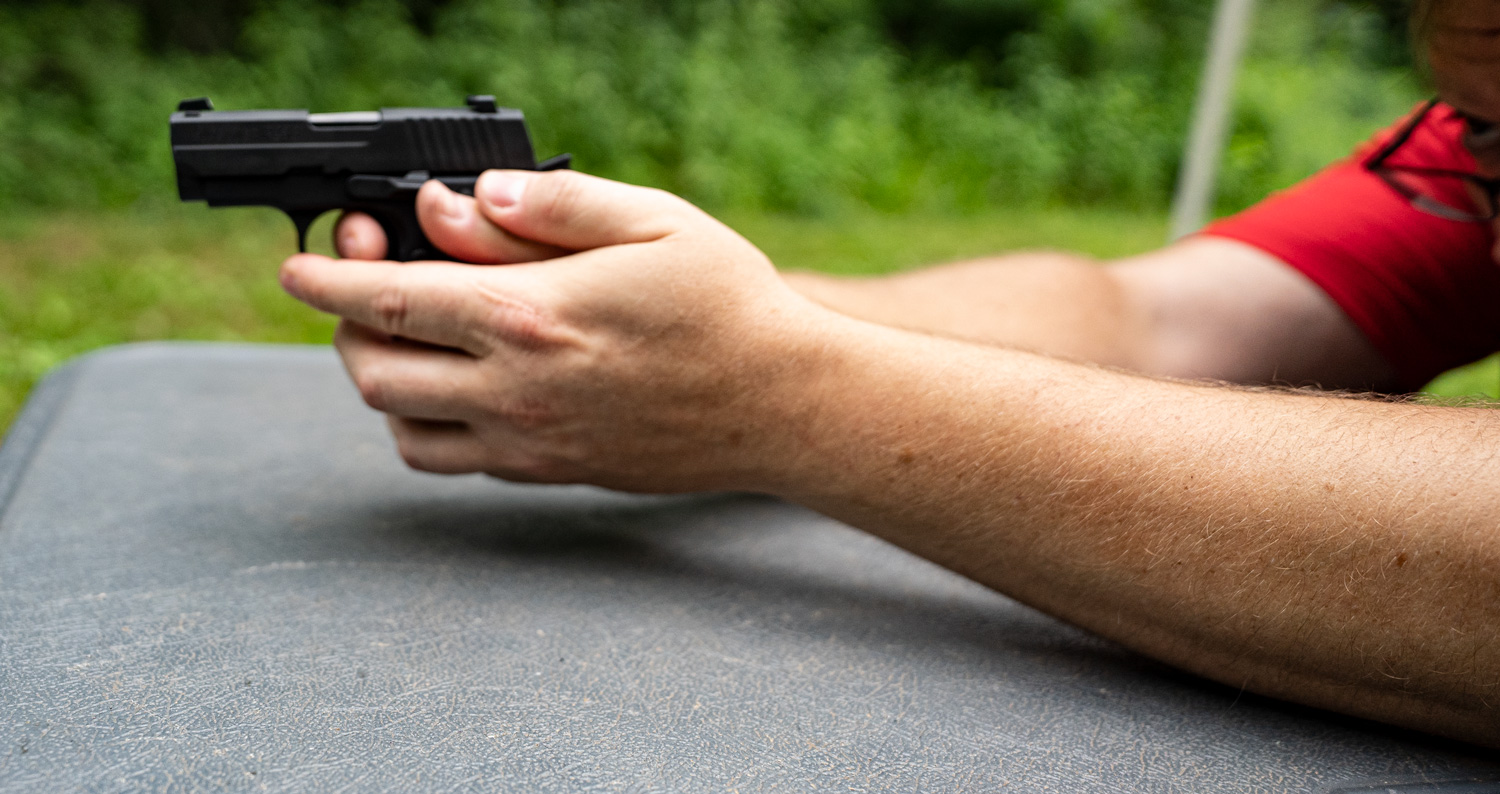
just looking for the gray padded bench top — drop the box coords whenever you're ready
[0,342,1495,792]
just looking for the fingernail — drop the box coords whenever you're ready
[478,171,527,208]
[338,227,359,256]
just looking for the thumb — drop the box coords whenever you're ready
[473,169,695,251]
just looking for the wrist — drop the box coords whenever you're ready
[727,301,979,504]
[719,297,868,496]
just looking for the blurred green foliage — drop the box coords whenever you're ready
[0,0,1423,216]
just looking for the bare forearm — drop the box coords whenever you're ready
[784,253,1148,369]
[756,314,1500,746]
[301,169,1456,742]
[783,239,1400,390]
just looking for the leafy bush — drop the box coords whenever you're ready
[0,0,1422,216]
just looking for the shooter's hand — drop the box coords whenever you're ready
[333,180,569,264]
[282,170,831,493]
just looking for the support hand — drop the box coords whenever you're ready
[280,170,829,492]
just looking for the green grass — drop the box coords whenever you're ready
[0,205,1492,438]
[0,206,340,433]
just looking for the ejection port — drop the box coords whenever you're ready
[308,111,383,127]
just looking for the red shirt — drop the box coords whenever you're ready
[1201,102,1500,391]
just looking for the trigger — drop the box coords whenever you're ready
[377,218,420,261]
[287,211,320,253]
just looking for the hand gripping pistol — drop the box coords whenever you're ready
[170,95,570,261]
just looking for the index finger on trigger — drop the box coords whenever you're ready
[281,253,500,355]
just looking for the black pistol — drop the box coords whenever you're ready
[170,95,570,261]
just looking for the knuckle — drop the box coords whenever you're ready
[636,185,693,224]
[473,283,568,350]
[395,439,431,472]
[642,185,684,210]
[370,280,410,333]
[533,170,586,225]
[353,370,386,411]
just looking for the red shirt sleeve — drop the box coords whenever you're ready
[1200,102,1500,391]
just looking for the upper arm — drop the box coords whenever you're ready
[1131,105,1500,393]
[1107,237,1399,391]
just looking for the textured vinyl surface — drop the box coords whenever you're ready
[0,343,1495,793]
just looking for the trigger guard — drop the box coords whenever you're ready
[286,210,321,254]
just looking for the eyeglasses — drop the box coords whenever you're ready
[1365,98,1500,223]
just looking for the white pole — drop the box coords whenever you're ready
[1168,0,1257,241]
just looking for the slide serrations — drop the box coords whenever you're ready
[409,117,510,172]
